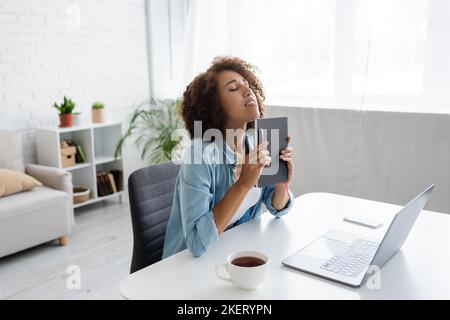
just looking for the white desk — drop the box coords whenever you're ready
[120,193,450,299]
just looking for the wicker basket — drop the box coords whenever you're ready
[73,186,90,204]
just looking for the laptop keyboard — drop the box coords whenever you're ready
[320,239,379,277]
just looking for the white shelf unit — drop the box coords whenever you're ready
[36,122,124,209]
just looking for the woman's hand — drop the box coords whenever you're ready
[213,141,269,233]
[279,135,294,184]
[213,140,270,233]
[272,135,294,210]
[236,140,270,190]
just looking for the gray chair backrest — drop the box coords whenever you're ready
[128,161,180,274]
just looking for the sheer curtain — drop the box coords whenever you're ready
[150,0,450,113]
[171,0,229,98]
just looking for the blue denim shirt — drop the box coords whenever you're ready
[162,134,294,258]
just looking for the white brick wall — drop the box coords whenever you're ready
[0,0,150,174]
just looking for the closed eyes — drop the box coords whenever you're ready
[228,81,250,92]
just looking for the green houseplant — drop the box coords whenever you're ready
[114,98,185,164]
[92,101,105,123]
[52,96,76,127]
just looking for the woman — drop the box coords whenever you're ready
[162,56,295,258]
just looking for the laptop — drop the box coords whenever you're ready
[282,184,435,287]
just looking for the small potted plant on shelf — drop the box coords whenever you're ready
[52,96,76,127]
[72,111,82,126]
[92,101,105,123]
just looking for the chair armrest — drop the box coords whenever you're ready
[25,164,73,196]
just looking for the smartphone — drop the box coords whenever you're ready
[343,215,383,229]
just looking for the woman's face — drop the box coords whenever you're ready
[216,70,260,129]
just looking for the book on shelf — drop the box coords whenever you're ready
[96,170,122,197]
[103,173,113,194]
[76,145,86,163]
[96,172,106,197]
[110,170,123,191]
[99,172,109,196]
[108,173,118,193]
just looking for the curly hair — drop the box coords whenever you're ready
[181,56,266,139]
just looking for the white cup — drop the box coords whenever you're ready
[215,250,269,290]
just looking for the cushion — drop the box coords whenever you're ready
[0,169,42,197]
[0,131,25,172]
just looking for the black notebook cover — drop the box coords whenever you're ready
[255,117,289,188]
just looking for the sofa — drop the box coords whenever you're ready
[0,130,74,258]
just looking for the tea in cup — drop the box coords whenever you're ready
[215,250,269,290]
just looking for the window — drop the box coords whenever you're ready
[352,0,428,96]
[150,0,450,113]
[229,0,336,98]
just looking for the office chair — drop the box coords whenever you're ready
[128,161,180,273]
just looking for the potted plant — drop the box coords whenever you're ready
[72,112,82,126]
[92,101,105,123]
[115,98,185,164]
[52,96,76,127]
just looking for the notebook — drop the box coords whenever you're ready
[254,117,289,187]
